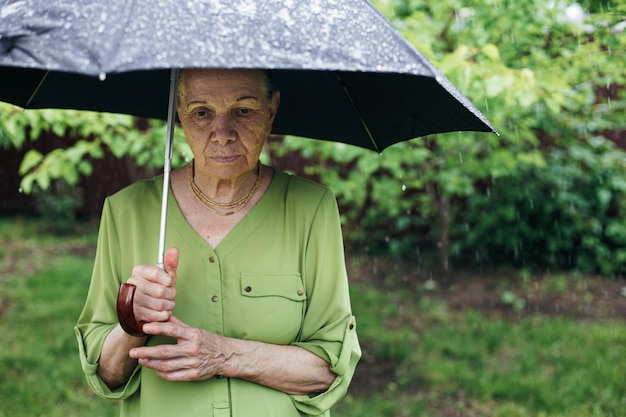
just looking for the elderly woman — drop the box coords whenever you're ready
[75,68,361,417]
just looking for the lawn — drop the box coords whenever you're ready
[1,217,626,416]
[0,218,118,417]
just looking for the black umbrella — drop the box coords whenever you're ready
[0,0,497,267]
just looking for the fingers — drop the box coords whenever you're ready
[132,290,176,323]
[127,247,179,288]
[141,316,192,339]
[129,318,190,361]
[125,247,179,323]
[164,247,179,287]
[129,317,225,382]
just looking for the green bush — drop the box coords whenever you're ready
[31,180,82,221]
[452,137,626,275]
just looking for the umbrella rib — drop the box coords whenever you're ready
[25,71,50,108]
[334,73,380,153]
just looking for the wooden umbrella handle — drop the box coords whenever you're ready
[117,283,146,337]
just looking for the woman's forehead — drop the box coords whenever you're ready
[183,69,263,89]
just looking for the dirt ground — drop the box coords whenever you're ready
[446,272,626,320]
[347,254,626,321]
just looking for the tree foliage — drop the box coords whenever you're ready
[0,104,191,193]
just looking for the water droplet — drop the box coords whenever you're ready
[0,1,25,19]
[401,184,407,191]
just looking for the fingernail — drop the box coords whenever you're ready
[129,349,137,358]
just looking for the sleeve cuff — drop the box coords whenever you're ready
[74,326,142,400]
[291,316,361,415]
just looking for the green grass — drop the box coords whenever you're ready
[2,218,626,417]
[0,218,116,417]
[335,282,626,417]
[0,254,118,417]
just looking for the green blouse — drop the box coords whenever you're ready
[75,169,361,417]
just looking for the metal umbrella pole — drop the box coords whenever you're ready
[117,68,179,336]
[157,68,179,269]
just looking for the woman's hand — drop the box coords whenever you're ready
[129,315,228,381]
[129,315,336,394]
[126,247,179,325]
[97,247,179,390]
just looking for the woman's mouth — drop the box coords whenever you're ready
[212,155,240,163]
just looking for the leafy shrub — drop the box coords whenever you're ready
[31,180,83,234]
[452,137,626,275]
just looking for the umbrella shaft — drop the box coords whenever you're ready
[157,68,179,269]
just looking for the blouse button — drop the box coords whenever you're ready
[209,256,215,263]
[244,286,252,293]
[211,295,219,302]
[297,289,304,296]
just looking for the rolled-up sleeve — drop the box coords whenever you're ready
[292,316,360,415]
[74,198,142,400]
[289,190,361,414]
[74,325,142,399]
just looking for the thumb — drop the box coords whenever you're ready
[164,247,179,287]
[167,315,185,326]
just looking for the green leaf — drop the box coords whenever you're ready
[19,150,43,175]
[20,174,35,194]
[51,121,67,137]
[481,44,500,62]
[63,166,79,186]
[78,160,93,176]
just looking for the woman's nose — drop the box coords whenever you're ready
[209,113,236,145]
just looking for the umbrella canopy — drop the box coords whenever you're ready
[0,0,496,152]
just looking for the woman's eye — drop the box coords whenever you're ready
[188,106,212,119]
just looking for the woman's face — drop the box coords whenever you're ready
[177,69,280,180]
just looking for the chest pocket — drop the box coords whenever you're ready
[237,273,306,344]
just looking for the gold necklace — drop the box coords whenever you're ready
[188,160,262,216]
